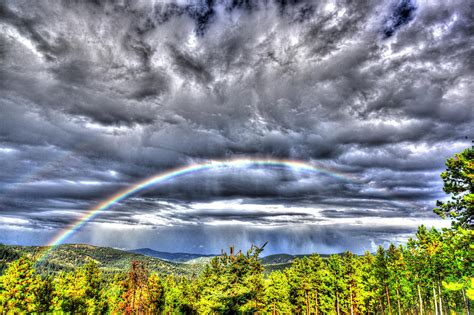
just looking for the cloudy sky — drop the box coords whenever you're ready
[0,0,472,255]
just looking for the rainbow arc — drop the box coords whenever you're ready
[37,158,360,262]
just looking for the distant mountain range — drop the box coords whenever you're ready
[0,243,347,276]
[128,248,339,264]
[128,248,216,263]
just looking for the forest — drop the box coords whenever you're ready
[0,149,472,314]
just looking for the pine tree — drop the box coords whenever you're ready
[178,275,199,313]
[106,274,127,314]
[406,236,428,315]
[343,251,367,315]
[122,260,149,314]
[147,273,164,313]
[434,146,473,228]
[374,246,393,315]
[51,260,105,313]
[197,244,265,313]
[440,227,474,314]
[265,271,291,314]
[286,257,314,314]
[309,254,334,315]
[327,254,348,315]
[0,257,47,313]
[360,251,378,313]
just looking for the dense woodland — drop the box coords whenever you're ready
[0,226,472,314]
[0,148,472,314]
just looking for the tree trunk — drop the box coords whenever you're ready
[417,284,423,315]
[437,280,443,315]
[462,289,471,315]
[385,282,393,315]
[396,286,401,315]
[315,290,319,315]
[306,291,310,315]
[336,291,340,315]
[272,301,276,315]
[350,287,354,315]
[433,285,438,315]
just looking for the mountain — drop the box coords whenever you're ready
[128,248,216,263]
[262,252,342,263]
[260,253,296,265]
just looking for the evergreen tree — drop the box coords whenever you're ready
[374,246,393,315]
[51,260,106,313]
[343,251,366,315]
[327,254,347,315]
[197,244,265,313]
[434,146,473,228]
[286,257,315,314]
[178,275,199,313]
[106,273,127,314]
[164,274,186,313]
[0,244,20,274]
[309,254,334,315]
[0,257,48,313]
[387,244,409,315]
[122,260,149,313]
[360,251,378,313]
[265,270,291,314]
[438,227,474,314]
[148,273,165,313]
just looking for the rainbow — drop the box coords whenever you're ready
[37,158,360,262]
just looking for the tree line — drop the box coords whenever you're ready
[0,226,472,314]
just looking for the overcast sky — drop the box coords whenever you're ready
[0,0,472,255]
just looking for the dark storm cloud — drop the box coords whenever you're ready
[383,0,417,38]
[0,0,472,253]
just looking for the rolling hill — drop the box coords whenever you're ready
[128,248,215,263]
[0,244,202,277]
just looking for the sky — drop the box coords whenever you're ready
[0,0,472,255]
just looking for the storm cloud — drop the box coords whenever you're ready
[0,0,472,254]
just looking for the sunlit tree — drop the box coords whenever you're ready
[0,257,49,313]
[435,146,473,228]
[265,270,291,314]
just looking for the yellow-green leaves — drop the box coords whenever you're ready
[435,146,474,227]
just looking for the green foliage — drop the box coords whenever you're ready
[0,244,20,275]
[0,229,473,314]
[435,146,474,227]
[286,254,335,314]
[0,257,49,313]
[264,271,291,314]
[163,275,188,313]
[148,273,165,313]
[197,244,266,313]
[467,278,474,301]
[51,260,106,313]
[105,274,127,314]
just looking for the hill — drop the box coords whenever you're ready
[0,244,201,277]
[128,248,215,263]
